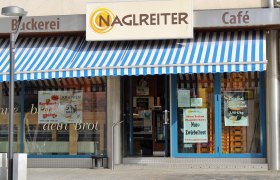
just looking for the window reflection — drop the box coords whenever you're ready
[0,77,107,155]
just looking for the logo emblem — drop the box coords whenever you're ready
[89,8,115,34]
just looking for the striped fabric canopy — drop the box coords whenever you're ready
[0,31,266,82]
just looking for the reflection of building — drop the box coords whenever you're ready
[0,78,107,165]
[0,0,280,170]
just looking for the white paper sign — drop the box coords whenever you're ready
[191,98,203,107]
[178,89,190,107]
[183,108,208,143]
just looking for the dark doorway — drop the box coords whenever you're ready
[121,75,169,157]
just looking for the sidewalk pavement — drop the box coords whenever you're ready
[27,168,280,180]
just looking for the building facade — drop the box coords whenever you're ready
[0,0,280,170]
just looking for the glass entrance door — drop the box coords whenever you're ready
[122,75,169,157]
[176,74,216,154]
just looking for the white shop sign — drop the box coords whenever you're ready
[86,0,193,41]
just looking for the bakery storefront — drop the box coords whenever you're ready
[120,31,266,160]
[0,1,278,169]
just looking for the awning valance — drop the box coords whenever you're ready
[0,31,266,82]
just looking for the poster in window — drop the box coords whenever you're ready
[224,91,248,126]
[136,77,149,96]
[178,89,190,107]
[38,91,83,124]
[183,108,208,143]
[190,98,203,107]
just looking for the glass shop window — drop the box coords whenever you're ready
[0,82,21,153]
[176,74,215,154]
[221,72,261,154]
[21,77,107,155]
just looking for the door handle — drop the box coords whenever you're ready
[163,110,169,124]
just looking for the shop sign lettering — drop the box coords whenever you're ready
[0,107,18,115]
[12,18,60,31]
[222,11,250,25]
[86,0,193,40]
[1,104,78,116]
[0,104,99,131]
[42,122,99,131]
[30,103,72,115]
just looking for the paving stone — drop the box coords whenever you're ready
[27,168,280,180]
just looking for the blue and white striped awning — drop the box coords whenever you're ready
[0,31,266,82]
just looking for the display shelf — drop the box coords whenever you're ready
[229,127,247,153]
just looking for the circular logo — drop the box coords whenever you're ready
[89,8,115,34]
